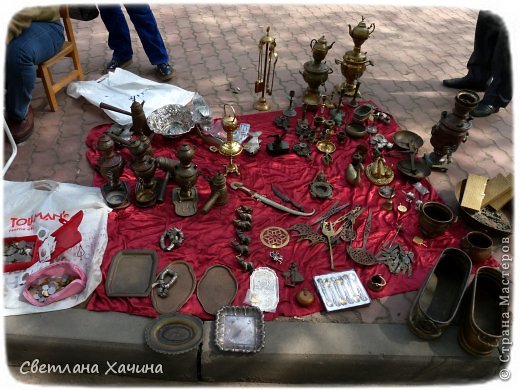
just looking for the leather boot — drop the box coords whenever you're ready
[7,106,34,144]
[408,248,472,340]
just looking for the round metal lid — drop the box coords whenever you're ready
[145,313,203,355]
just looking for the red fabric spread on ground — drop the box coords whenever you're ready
[85,101,499,320]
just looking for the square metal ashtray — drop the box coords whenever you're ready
[215,306,265,353]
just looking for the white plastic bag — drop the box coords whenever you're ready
[3,180,111,315]
[66,68,196,125]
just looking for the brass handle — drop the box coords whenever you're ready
[223,104,236,120]
[310,38,317,49]
[99,102,132,116]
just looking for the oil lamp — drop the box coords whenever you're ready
[219,104,243,175]
[335,16,375,96]
[424,90,480,171]
[254,27,278,111]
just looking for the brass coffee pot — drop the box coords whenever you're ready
[219,104,243,175]
[335,16,375,96]
[301,36,335,108]
[425,90,480,170]
[128,138,158,208]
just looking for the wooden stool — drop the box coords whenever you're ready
[37,6,84,112]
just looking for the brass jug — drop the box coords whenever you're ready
[310,36,335,64]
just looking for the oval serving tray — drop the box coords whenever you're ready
[145,313,203,355]
[197,264,238,315]
[151,260,196,314]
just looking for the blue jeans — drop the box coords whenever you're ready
[5,21,64,121]
[99,4,169,65]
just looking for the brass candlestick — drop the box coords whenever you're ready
[254,27,278,111]
[335,16,375,96]
[301,36,335,109]
[219,104,243,175]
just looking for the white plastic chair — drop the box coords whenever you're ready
[3,118,18,176]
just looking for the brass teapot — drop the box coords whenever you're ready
[349,16,375,52]
[310,36,335,64]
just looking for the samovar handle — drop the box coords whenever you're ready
[310,38,317,49]
[368,23,376,35]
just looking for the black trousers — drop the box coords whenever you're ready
[468,11,512,108]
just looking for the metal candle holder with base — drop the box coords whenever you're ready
[424,90,480,171]
[335,16,375,97]
[219,104,243,175]
[254,27,278,111]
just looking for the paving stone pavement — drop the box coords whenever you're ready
[2,3,513,332]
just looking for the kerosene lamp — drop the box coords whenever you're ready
[219,104,243,175]
[301,36,335,108]
[424,90,480,171]
[335,16,375,96]
[254,27,278,111]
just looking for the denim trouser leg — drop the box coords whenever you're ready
[99,5,134,62]
[125,4,169,65]
[5,21,64,121]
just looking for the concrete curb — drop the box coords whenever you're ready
[5,309,502,384]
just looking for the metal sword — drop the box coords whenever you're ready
[230,182,315,216]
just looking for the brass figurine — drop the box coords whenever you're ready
[335,16,375,96]
[254,27,278,111]
[301,36,335,109]
[218,104,243,175]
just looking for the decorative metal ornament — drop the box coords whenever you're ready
[260,226,290,249]
[293,141,312,160]
[160,227,184,251]
[254,27,278,111]
[366,156,394,186]
[147,104,194,138]
[249,267,279,312]
[309,171,334,199]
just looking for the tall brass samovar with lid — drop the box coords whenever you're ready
[335,16,375,96]
[301,36,335,108]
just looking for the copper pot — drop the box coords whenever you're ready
[418,201,454,238]
[460,231,493,263]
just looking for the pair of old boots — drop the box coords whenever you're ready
[408,248,504,357]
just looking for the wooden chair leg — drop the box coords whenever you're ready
[39,66,59,112]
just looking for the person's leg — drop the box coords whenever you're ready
[5,21,64,121]
[124,4,169,65]
[99,5,133,64]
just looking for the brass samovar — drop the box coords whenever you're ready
[425,90,480,170]
[335,16,375,96]
[301,36,335,108]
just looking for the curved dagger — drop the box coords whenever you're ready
[230,182,315,216]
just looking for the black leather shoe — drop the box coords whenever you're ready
[156,63,174,81]
[106,58,132,72]
[7,106,34,144]
[442,76,489,92]
[470,103,500,117]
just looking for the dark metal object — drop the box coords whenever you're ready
[128,139,158,208]
[96,134,130,209]
[271,183,305,212]
[367,274,387,292]
[284,90,297,117]
[151,261,196,314]
[418,201,454,238]
[347,211,376,266]
[309,171,334,199]
[408,248,472,340]
[293,141,312,160]
[425,90,480,170]
[288,223,327,246]
[154,269,178,298]
[145,313,203,355]
[200,171,228,214]
[160,227,184,251]
[273,115,290,131]
[230,182,315,216]
[105,250,158,297]
[236,255,254,273]
[393,130,424,150]
[197,265,238,315]
[267,133,290,156]
[282,262,304,287]
[310,201,350,226]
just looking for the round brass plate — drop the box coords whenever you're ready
[219,141,243,156]
[316,140,336,154]
[260,227,290,249]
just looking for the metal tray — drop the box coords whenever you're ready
[215,306,265,353]
[249,267,279,313]
[105,249,158,297]
[145,313,203,355]
[313,270,371,312]
[147,104,194,138]
[392,130,424,150]
[197,264,238,315]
